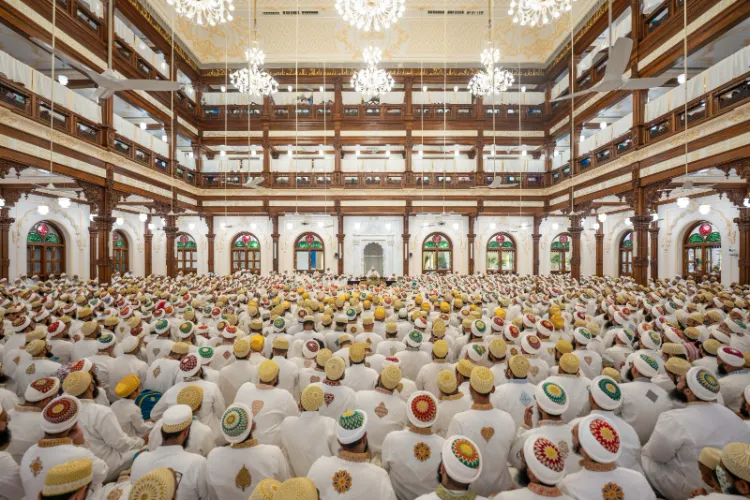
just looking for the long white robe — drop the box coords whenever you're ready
[6,406,42,464]
[130,444,210,500]
[310,380,357,421]
[110,398,154,439]
[308,452,397,500]
[617,377,672,444]
[381,429,444,500]
[446,405,516,497]
[234,382,298,447]
[434,394,471,438]
[206,440,290,500]
[642,402,750,500]
[415,361,454,398]
[0,451,23,500]
[281,411,339,476]
[354,389,407,454]
[490,379,535,429]
[560,465,656,500]
[151,379,226,444]
[719,369,750,412]
[343,364,379,392]
[218,359,258,404]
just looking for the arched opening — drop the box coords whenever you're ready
[550,233,571,274]
[175,233,198,274]
[27,221,65,280]
[683,221,721,280]
[486,232,516,274]
[619,231,633,277]
[363,242,384,277]
[112,230,129,275]
[422,232,452,274]
[231,232,261,274]
[295,232,325,272]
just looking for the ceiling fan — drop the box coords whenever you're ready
[300,218,335,228]
[551,37,671,102]
[83,68,181,100]
[657,179,716,199]
[244,176,265,189]
[32,182,82,198]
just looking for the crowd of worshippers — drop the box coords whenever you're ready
[2,271,750,499]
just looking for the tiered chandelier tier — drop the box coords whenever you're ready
[351,46,394,99]
[468,46,515,96]
[230,45,279,96]
[509,0,573,27]
[335,0,406,32]
[166,0,234,26]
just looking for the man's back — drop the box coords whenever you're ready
[131,444,209,500]
[206,442,290,500]
[561,465,655,500]
[234,382,298,446]
[280,412,338,476]
[308,454,397,500]
[618,378,672,444]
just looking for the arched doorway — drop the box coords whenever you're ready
[422,232,452,274]
[619,231,633,277]
[27,221,65,280]
[486,232,516,274]
[363,242,384,277]
[231,232,261,274]
[112,230,129,275]
[295,232,325,272]
[683,221,721,280]
[176,233,198,274]
[550,233,571,274]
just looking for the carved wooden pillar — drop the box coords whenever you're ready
[467,215,476,275]
[568,214,583,280]
[649,221,659,280]
[632,187,650,286]
[262,129,271,176]
[333,77,343,120]
[89,222,98,280]
[632,89,648,149]
[0,208,14,280]
[144,216,153,277]
[271,215,279,273]
[595,223,604,277]
[95,213,114,284]
[532,215,542,276]
[404,77,413,119]
[336,212,344,275]
[333,135,342,185]
[402,210,410,276]
[164,215,178,277]
[100,97,115,149]
[544,141,555,173]
[736,209,750,285]
[404,132,413,176]
[205,215,215,274]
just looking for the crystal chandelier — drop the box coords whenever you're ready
[336,0,406,32]
[468,46,515,96]
[167,0,234,26]
[351,46,394,99]
[230,45,279,97]
[509,0,573,27]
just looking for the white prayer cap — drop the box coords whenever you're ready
[686,366,721,402]
[406,391,439,429]
[25,377,60,403]
[718,346,745,368]
[441,435,482,484]
[523,436,565,486]
[632,353,659,379]
[41,396,80,434]
[589,376,622,411]
[162,404,192,433]
[336,410,368,445]
[577,415,621,463]
[221,403,253,444]
[535,381,568,416]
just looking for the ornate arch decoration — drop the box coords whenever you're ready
[422,232,453,274]
[486,232,516,274]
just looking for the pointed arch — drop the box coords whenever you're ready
[112,230,130,275]
[486,232,516,274]
[422,232,453,274]
[231,232,262,274]
[26,221,65,280]
[295,232,325,272]
[550,233,571,274]
[683,221,722,280]
[619,231,633,277]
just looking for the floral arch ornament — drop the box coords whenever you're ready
[112,230,129,275]
[27,221,65,279]
[422,232,452,274]
[231,232,261,274]
[619,231,633,277]
[683,221,722,280]
[486,232,516,273]
[295,232,325,272]
[550,233,571,274]
[175,233,198,274]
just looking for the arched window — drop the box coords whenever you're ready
[550,233,571,274]
[176,233,198,274]
[619,231,633,277]
[683,221,722,280]
[422,232,452,274]
[295,232,325,272]
[486,232,516,274]
[27,221,65,280]
[112,230,129,275]
[231,232,261,274]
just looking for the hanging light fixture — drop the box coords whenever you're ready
[699,204,711,215]
[147,223,156,230]
[231,45,279,97]
[351,45,394,99]
[592,221,601,230]
[625,217,632,225]
[509,0,573,27]
[115,217,124,226]
[335,0,405,32]
[0,199,5,208]
[597,213,607,222]
[651,212,659,221]
[677,197,690,208]
[166,0,233,26]
[57,197,71,208]
[139,213,148,222]
[37,205,49,215]
[469,45,514,96]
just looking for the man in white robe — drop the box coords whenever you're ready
[106,336,148,402]
[309,357,356,421]
[110,374,153,439]
[6,377,58,464]
[545,353,591,423]
[434,369,471,438]
[218,337,258,403]
[148,385,215,457]
[414,435,487,500]
[353,365,407,456]
[618,352,672,444]
[343,342,379,392]
[716,345,750,412]
[415,340,453,398]
[491,355,535,429]
[494,435,573,500]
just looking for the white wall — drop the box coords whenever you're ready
[474,216,534,275]
[343,216,404,276]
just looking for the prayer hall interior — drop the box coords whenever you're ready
[5,0,750,499]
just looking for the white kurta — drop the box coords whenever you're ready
[308,452,397,500]
[570,410,643,475]
[510,423,582,476]
[281,411,339,476]
[20,439,109,500]
[719,369,750,412]
[148,418,215,457]
[218,360,258,404]
[107,354,148,401]
[415,361,454,398]
[490,379,535,429]
[381,429,444,500]
[434,394,472,438]
[354,389,407,454]
[545,374,591,423]
[206,440,290,500]
[526,357,549,385]
[110,398,154,439]
[6,406,42,464]
[143,358,180,394]
[13,358,61,398]
[446,405,516,497]
[572,349,602,379]
[271,355,300,400]
[642,402,750,500]
[617,377,672,444]
[0,451,23,500]
[310,381,357,421]
[130,445,209,500]
[398,350,433,381]
[234,383,299,447]
[151,379,226,444]
[77,399,144,475]
[343,364,379,392]
[560,465,656,500]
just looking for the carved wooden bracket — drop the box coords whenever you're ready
[717,187,749,208]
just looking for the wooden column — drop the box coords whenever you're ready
[144,216,153,277]
[475,134,484,177]
[404,132,413,176]
[164,215,178,277]
[262,129,271,176]
[467,215,476,275]
[532,215,542,275]
[0,208,14,280]
[402,210,410,276]
[735,207,750,286]
[95,214,114,284]
[632,187,651,286]
[649,221,659,280]
[205,215,215,274]
[404,77,413,119]
[89,223,98,280]
[336,212,344,275]
[271,215,279,273]
[595,223,604,277]
[568,214,583,280]
[632,89,648,149]
[100,97,115,149]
